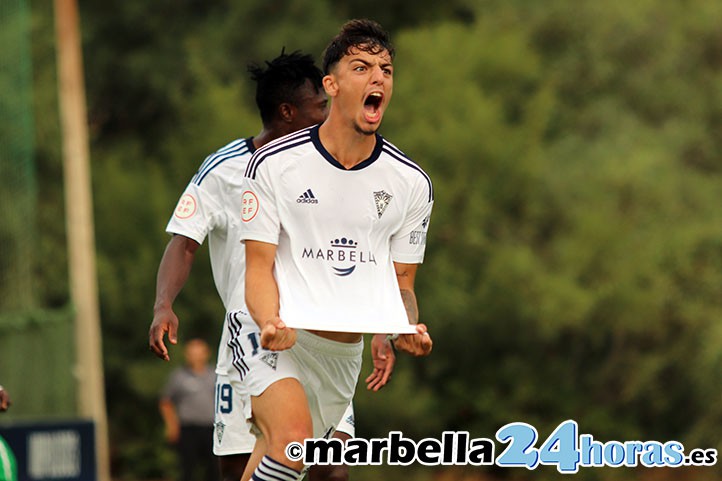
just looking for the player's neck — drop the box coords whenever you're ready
[256,120,307,149]
[318,118,376,169]
[253,128,275,150]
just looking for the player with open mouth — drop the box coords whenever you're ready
[238,19,434,481]
[321,43,394,138]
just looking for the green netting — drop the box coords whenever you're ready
[0,307,76,419]
[0,0,36,310]
[0,0,76,419]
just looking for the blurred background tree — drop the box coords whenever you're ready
[2,0,721,479]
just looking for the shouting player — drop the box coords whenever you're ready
[235,19,434,481]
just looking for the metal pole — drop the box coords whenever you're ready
[53,1,110,480]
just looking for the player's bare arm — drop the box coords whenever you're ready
[391,262,433,356]
[365,333,396,391]
[245,239,297,351]
[149,235,200,360]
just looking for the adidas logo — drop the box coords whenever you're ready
[297,189,319,204]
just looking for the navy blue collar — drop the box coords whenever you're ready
[310,124,383,171]
[245,137,257,154]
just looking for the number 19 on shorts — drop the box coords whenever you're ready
[215,383,232,414]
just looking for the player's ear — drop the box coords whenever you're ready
[279,103,295,123]
[323,74,338,97]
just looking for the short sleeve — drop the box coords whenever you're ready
[390,176,433,264]
[166,176,224,245]
[238,160,281,245]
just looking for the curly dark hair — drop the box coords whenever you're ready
[321,19,395,74]
[248,50,324,124]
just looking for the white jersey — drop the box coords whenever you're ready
[239,125,433,333]
[166,137,255,375]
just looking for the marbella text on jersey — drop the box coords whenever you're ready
[301,237,378,278]
[301,237,376,264]
[301,247,377,264]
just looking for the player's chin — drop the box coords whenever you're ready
[357,114,384,134]
[354,123,378,136]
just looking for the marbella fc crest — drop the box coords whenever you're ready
[373,190,393,218]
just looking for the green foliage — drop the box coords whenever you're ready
[0,306,76,420]
[19,0,722,479]
[0,0,37,311]
[383,2,722,477]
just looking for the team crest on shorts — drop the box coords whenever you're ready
[215,421,225,443]
[260,352,278,370]
[373,190,393,218]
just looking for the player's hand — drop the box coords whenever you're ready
[149,306,179,361]
[0,388,11,412]
[392,323,432,357]
[365,334,396,391]
[260,317,297,351]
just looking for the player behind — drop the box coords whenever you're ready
[148,50,393,481]
[237,19,433,481]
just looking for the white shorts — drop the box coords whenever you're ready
[228,311,363,440]
[335,402,355,437]
[213,374,354,456]
[213,373,256,456]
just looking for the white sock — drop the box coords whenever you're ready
[251,455,302,481]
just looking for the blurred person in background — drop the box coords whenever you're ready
[160,339,218,481]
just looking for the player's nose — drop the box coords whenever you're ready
[370,65,385,84]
